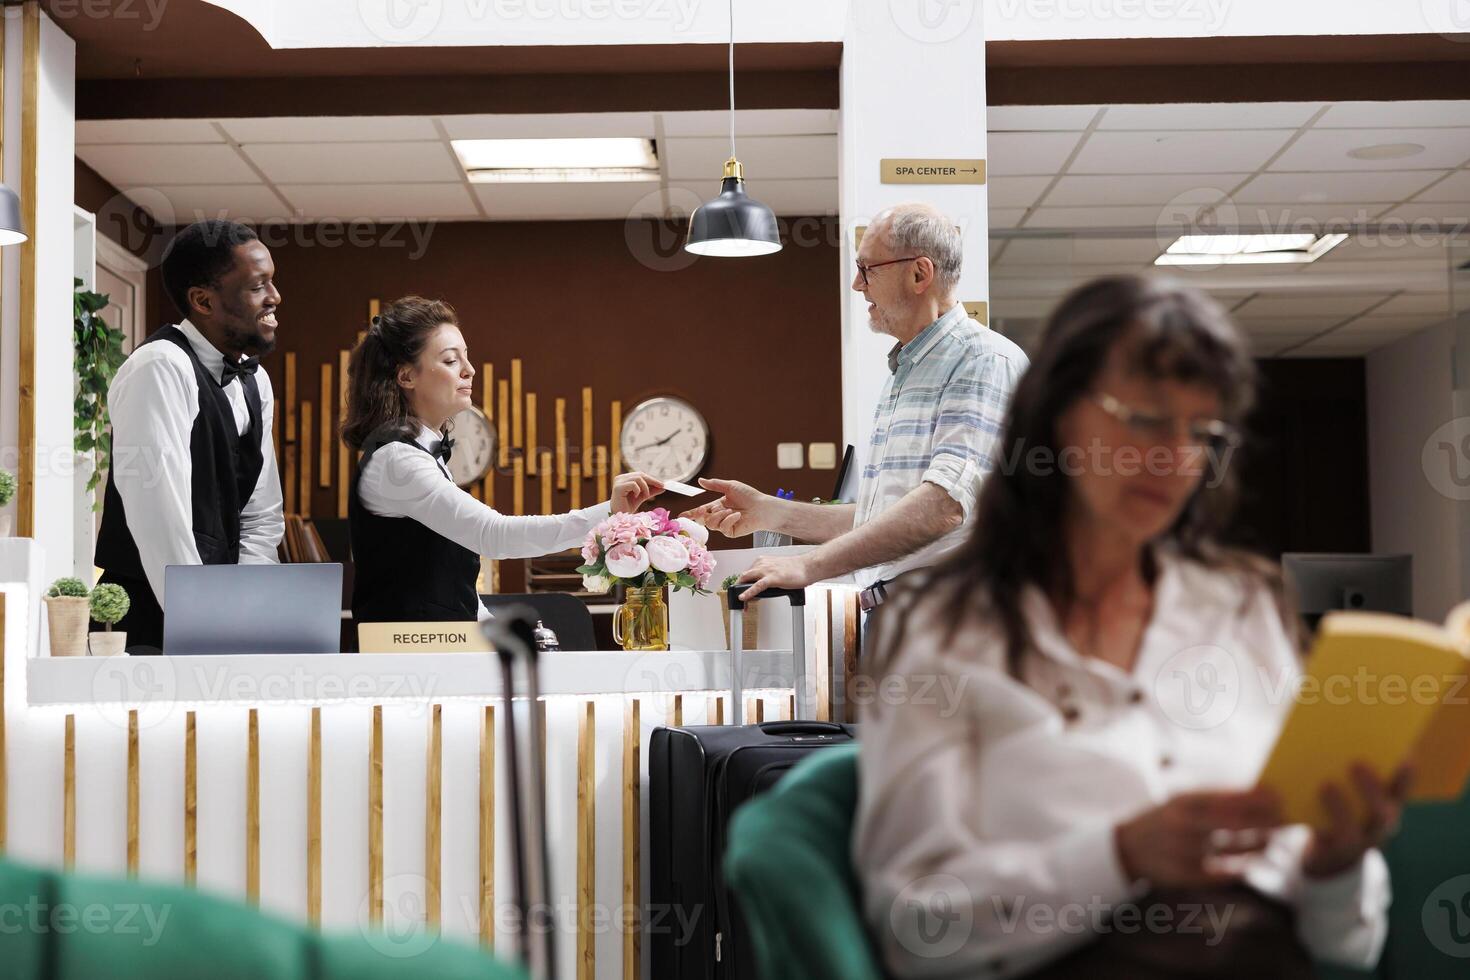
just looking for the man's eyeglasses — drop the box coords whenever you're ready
[1092,392,1241,451]
[855,256,922,288]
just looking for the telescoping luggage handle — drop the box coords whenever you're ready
[482,609,557,980]
[726,583,808,724]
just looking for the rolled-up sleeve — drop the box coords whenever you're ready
[922,351,1025,521]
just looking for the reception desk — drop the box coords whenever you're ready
[3,543,862,980]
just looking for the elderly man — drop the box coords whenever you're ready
[688,203,1028,611]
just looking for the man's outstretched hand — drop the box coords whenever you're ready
[682,478,777,539]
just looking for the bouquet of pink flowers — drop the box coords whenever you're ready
[577,508,717,594]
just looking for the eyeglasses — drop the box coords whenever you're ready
[1092,392,1241,451]
[855,256,922,288]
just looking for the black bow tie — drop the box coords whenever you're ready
[220,356,260,386]
[432,437,454,464]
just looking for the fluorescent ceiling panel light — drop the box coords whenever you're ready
[452,137,659,183]
[1156,232,1348,266]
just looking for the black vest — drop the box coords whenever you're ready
[95,325,265,592]
[349,435,480,624]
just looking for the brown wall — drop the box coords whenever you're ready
[233,218,844,544]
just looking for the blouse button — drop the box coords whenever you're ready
[1128,689,1144,705]
[1062,705,1081,724]
[1057,684,1072,698]
[1160,754,1174,768]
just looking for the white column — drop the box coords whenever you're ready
[1,8,77,583]
[836,1,988,464]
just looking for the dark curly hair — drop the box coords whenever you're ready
[341,296,459,452]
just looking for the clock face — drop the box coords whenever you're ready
[446,407,496,487]
[620,396,710,484]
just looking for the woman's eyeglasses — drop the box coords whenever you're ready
[1092,392,1241,451]
[855,256,921,288]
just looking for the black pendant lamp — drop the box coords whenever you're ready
[684,0,780,257]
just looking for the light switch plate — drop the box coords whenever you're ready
[777,442,804,470]
[808,442,837,469]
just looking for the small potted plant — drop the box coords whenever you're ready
[718,573,760,652]
[0,468,16,536]
[45,577,91,657]
[88,583,130,657]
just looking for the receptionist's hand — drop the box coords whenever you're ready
[611,471,664,513]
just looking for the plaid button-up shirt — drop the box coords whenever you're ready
[852,304,1028,589]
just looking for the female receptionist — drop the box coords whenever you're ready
[342,295,661,624]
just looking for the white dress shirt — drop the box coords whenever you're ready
[106,319,284,606]
[356,423,612,618]
[854,549,1389,979]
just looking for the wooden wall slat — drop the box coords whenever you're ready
[426,704,442,927]
[247,708,260,902]
[540,452,553,515]
[184,711,196,883]
[707,695,723,727]
[595,446,608,502]
[307,707,322,925]
[672,694,682,728]
[284,444,298,515]
[511,359,523,449]
[299,402,314,519]
[569,462,582,510]
[577,701,595,980]
[815,591,832,723]
[497,381,510,468]
[512,456,525,516]
[843,593,860,724]
[63,714,75,868]
[482,363,493,420]
[622,699,641,980]
[369,705,384,923]
[127,709,140,873]
[581,387,593,469]
[318,364,332,487]
[285,352,297,441]
[526,392,538,474]
[555,398,567,490]
[479,705,495,948]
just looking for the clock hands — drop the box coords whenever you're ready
[632,431,680,453]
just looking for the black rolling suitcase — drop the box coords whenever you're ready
[649,584,858,980]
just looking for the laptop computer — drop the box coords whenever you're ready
[163,563,343,655]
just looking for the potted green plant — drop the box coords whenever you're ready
[45,577,91,657]
[74,279,125,508]
[88,582,130,657]
[0,468,15,536]
[718,572,760,651]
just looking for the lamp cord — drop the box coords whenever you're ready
[728,0,735,161]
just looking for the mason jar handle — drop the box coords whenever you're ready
[612,603,625,646]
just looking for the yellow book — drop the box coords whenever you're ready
[1257,602,1470,828]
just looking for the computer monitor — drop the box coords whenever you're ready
[1281,553,1413,631]
[163,563,343,655]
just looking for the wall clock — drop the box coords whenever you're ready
[446,406,496,487]
[619,396,710,484]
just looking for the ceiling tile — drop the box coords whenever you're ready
[1369,292,1456,317]
[1234,293,1386,317]
[474,180,668,220]
[1270,128,1470,171]
[1324,236,1448,262]
[1412,170,1470,202]
[242,141,461,184]
[1231,170,1442,204]
[989,207,1028,229]
[657,109,837,137]
[1071,130,1293,175]
[987,132,1084,176]
[994,236,1163,266]
[439,112,658,140]
[1373,201,1470,225]
[1099,103,1323,130]
[1028,204,1209,229]
[661,135,836,180]
[77,119,226,145]
[76,143,259,185]
[1347,314,1448,332]
[988,176,1052,208]
[1316,101,1470,129]
[146,185,291,224]
[1220,200,1394,226]
[986,105,1099,131]
[1230,315,1345,333]
[277,183,478,220]
[221,116,441,143]
[1045,173,1244,207]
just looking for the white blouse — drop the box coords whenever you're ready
[357,424,611,618]
[854,550,1389,979]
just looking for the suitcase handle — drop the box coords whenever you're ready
[727,583,807,608]
[757,721,844,736]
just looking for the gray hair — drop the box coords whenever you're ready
[880,204,962,296]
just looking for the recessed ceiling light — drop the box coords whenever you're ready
[451,137,659,183]
[1155,232,1348,266]
[1347,142,1426,161]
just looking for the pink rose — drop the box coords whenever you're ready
[676,517,709,546]
[605,543,650,580]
